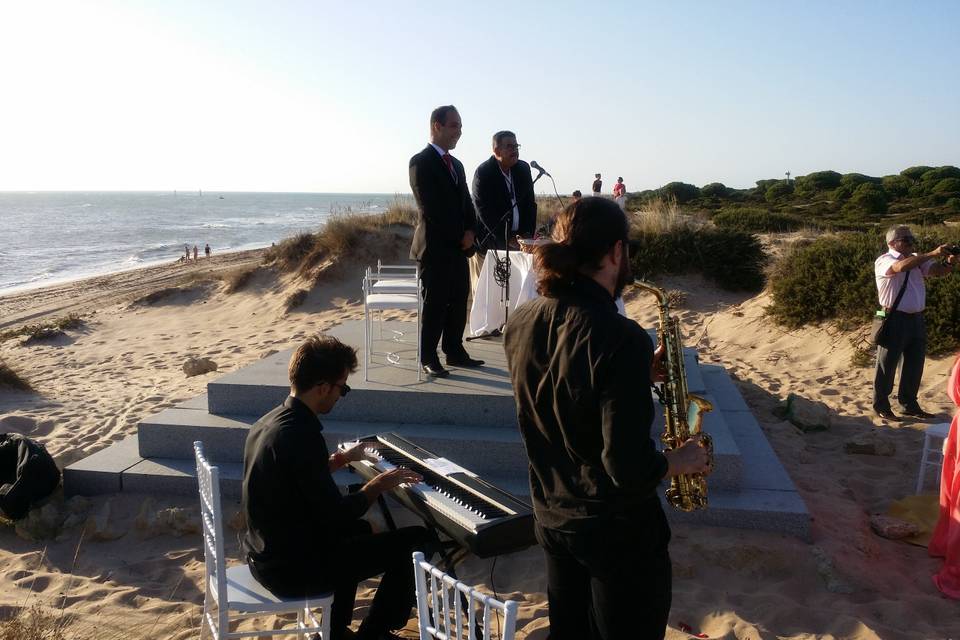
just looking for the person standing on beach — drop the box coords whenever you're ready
[592,173,602,197]
[613,177,626,209]
[204,243,211,258]
[242,335,433,640]
[409,105,484,378]
[873,225,958,422]
[193,245,198,261]
[504,197,710,640]
[184,243,190,261]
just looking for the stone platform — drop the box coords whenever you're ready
[63,319,810,539]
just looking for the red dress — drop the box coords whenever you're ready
[930,355,960,598]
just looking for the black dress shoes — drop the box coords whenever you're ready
[421,361,450,378]
[875,407,902,422]
[902,405,936,419]
[446,353,485,368]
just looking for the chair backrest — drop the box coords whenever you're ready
[412,552,518,640]
[195,441,229,637]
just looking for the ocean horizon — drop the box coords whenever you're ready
[0,191,408,295]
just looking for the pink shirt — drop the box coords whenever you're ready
[613,183,626,197]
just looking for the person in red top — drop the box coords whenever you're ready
[612,177,626,209]
[930,354,960,599]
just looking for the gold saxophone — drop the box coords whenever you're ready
[633,280,714,512]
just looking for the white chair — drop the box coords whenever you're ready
[362,264,421,382]
[916,422,952,494]
[194,441,334,639]
[412,551,518,640]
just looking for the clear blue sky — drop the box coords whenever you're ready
[1,0,957,193]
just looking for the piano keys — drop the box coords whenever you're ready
[341,433,535,558]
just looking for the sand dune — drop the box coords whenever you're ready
[1,257,958,639]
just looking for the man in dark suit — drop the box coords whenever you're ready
[472,131,538,252]
[409,105,484,378]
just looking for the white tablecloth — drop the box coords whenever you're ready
[469,250,537,336]
[469,250,625,336]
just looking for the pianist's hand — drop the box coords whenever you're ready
[340,441,374,464]
[361,467,423,503]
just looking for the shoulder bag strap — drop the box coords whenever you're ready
[888,269,910,313]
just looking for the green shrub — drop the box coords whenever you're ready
[768,233,883,328]
[832,185,853,202]
[946,197,960,213]
[713,207,804,232]
[881,174,913,197]
[843,183,888,218]
[920,166,960,182]
[629,226,767,291]
[765,181,794,202]
[660,182,700,204]
[932,177,960,194]
[795,170,842,193]
[901,166,934,180]
[755,179,780,194]
[926,275,960,354]
[840,173,881,190]
[700,182,729,198]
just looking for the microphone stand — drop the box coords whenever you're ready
[466,202,518,342]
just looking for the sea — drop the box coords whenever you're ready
[0,191,404,295]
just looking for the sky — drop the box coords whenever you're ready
[0,0,958,194]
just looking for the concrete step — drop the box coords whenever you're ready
[138,409,532,479]
[206,321,518,427]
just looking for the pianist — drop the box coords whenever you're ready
[504,198,711,640]
[241,334,432,640]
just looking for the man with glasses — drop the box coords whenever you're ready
[242,334,432,640]
[874,226,959,422]
[410,105,484,378]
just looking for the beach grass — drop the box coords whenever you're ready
[0,360,32,391]
[0,314,84,344]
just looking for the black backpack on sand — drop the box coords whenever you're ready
[0,433,61,521]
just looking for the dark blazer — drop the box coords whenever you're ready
[409,145,477,262]
[472,156,538,250]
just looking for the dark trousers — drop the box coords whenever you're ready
[419,255,469,363]
[536,507,672,640]
[253,523,431,640]
[874,311,926,411]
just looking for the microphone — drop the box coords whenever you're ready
[530,161,551,178]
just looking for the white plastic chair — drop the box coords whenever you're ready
[363,264,422,381]
[916,422,952,494]
[195,441,334,639]
[413,551,518,640]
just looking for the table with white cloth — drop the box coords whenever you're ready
[469,249,537,337]
[469,249,626,337]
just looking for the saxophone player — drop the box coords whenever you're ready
[504,197,710,640]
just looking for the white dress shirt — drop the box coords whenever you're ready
[875,249,932,313]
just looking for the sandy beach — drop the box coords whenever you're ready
[1,243,958,639]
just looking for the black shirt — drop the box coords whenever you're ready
[504,276,668,531]
[592,178,602,193]
[241,396,369,575]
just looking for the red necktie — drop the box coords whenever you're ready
[442,152,457,184]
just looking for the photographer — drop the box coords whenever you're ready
[873,225,960,421]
